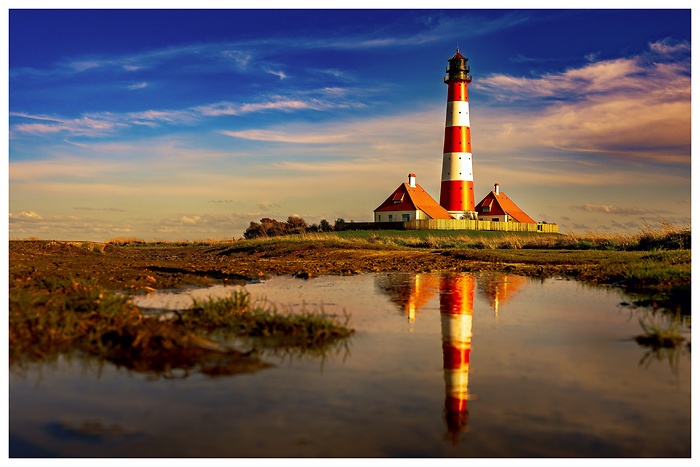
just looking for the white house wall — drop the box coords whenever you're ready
[478,214,509,222]
[375,210,423,222]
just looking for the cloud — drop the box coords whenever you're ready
[10,112,129,137]
[10,11,533,82]
[74,207,126,212]
[266,69,287,79]
[9,211,41,220]
[473,42,690,166]
[180,215,201,224]
[11,86,370,139]
[221,129,350,144]
[221,50,252,69]
[127,82,148,90]
[257,203,280,212]
[9,157,130,181]
[648,38,691,55]
[570,204,652,215]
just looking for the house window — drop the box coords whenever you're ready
[377,215,381,222]
[388,214,393,221]
[492,218,499,222]
[402,214,410,222]
[482,206,490,213]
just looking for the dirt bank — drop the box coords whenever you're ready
[8,239,690,294]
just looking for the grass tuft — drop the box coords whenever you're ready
[187,290,354,347]
[9,280,354,376]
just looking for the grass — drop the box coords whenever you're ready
[635,311,686,349]
[9,279,354,376]
[73,220,691,254]
[187,289,354,348]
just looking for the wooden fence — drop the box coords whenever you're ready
[339,220,558,233]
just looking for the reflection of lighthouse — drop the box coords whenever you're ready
[440,274,474,444]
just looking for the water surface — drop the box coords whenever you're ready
[9,272,691,457]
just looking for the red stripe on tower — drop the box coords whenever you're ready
[440,49,476,219]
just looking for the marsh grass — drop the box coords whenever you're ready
[329,220,690,251]
[633,309,689,378]
[635,311,687,349]
[187,290,354,347]
[9,280,354,377]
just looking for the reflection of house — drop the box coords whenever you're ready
[374,174,453,223]
[475,183,536,223]
[477,272,527,316]
[374,273,440,325]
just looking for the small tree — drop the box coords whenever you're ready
[285,216,308,234]
[319,219,333,232]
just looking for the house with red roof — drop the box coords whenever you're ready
[374,174,453,223]
[475,183,536,223]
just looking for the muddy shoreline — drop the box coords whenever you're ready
[9,239,690,294]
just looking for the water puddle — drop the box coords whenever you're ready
[9,272,691,457]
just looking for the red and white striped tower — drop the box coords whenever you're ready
[440,49,476,219]
[440,274,474,444]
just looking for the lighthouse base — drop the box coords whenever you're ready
[448,211,477,220]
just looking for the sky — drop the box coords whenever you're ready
[5,5,694,241]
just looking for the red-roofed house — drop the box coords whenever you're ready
[374,174,454,223]
[475,183,536,223]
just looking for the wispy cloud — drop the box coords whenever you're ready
[266,69,287,79]
[570,204,655,216]
[10,11,531,82]
[221,129,350,144]
[127,81,148,90]
[10,112,129,137]
[10,88,366,137]
[474,40,690,166]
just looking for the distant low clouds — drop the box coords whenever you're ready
[257,203,280,212]
[9,210,135,240]
[571,204,655,216]
[9,211,41,220]
[74,206,126,212]
[8,209,262,241]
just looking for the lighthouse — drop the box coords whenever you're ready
[440,49,476,219]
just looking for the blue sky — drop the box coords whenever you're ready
[6,6,693,240]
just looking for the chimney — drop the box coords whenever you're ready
[408,173,417,188]
[494,183,500,195]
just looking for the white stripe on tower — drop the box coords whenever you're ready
[440,49,475,218]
